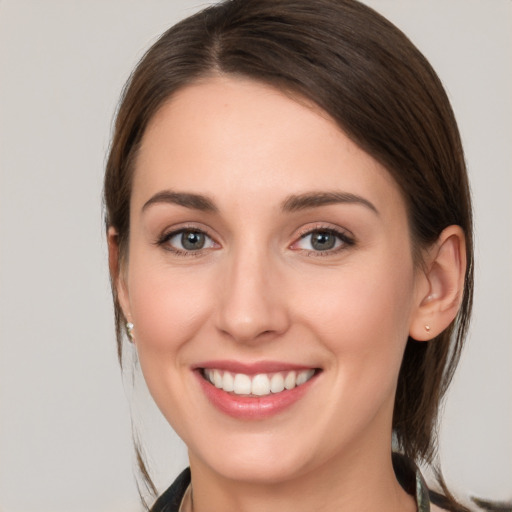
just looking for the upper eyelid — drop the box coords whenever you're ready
[163,228,214,242]
[154,221,354,247]
[156,226,219,255]
[290,223,356,251]
[158,223,217,240]
[294,223,354,239]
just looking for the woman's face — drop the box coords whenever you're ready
[118,76,427,483]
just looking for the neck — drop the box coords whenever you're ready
[187,445,416,512]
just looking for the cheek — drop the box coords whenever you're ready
[127,258,214,357]
[297,255,415,370]
[125,257,217,429]
[296,257,416,435]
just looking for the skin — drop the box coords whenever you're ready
[110,76,464,512]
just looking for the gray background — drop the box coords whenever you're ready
[0,1,510,510]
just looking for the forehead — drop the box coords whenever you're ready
[133,76,405,218]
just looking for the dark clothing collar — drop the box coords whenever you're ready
[150,454,431,512]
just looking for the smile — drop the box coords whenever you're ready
[195,363,321,419]
[202,369,316,396]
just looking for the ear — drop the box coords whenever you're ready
[107,227,132,324]
[409,225,466,341]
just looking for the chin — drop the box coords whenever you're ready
[188,430,322,485]
[207,455,308,485]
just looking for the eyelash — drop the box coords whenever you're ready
[155,225,218,257]
[155,225,355,257]
[293,226,355,257]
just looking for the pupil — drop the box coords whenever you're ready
[312,231,335,251]
[182,231,205,250]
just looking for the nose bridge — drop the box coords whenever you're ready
[216,238,288,343]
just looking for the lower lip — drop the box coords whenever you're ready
[195,370,318,420]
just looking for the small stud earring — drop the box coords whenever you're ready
[425,325,431,333]
[126,322,135,343]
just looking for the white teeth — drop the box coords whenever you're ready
[213,369,223,388]
[222,371,234,392]
[296,368,315,386]
[251,374,271,396]
[204,368,315,396]
[270,373,285,393]
[284,371,296,390]
[233,373,252,395]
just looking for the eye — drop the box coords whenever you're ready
[292,228,354,254]
[159,228,217,254]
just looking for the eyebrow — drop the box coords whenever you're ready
[281,191,379,215]
[142,190,218,213]
[141,189,378,216]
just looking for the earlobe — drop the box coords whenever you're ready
[107,227,132,323]
[409,225,466,341]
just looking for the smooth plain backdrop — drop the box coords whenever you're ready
[1,1,511,511]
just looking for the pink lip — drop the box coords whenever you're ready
[193,361,320,420]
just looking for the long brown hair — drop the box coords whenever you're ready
[104,0,473,509]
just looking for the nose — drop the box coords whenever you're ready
[215,246,290,344]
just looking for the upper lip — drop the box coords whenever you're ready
[192,360,319,375]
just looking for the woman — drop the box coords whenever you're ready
[104,0,473,510]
